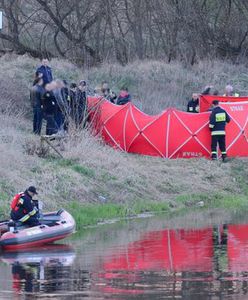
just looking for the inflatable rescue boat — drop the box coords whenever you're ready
[0,209,75,251]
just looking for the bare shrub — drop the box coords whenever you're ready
[1,55,248,116]
[23,138,50,158]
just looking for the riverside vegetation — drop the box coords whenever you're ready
[0,54,248,228]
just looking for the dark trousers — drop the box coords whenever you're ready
[11,212,39,227]
[211,135,226,159]
[33,107,43,135]
[25,216,40,227]
[55,111,65,131]
[45,114,57,135]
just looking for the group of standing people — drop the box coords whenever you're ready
[94,82,132,105]
[30,58,132,136]
[30,58,87,136]
[186,84,239,113]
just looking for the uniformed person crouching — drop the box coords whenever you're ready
[209,100,231,162]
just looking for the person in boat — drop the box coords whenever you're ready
[187,93,199,113]
[223,84,239,97]
[10,186,39,227]
[209,100,231,162]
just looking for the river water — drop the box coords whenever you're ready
[1,211,248,299]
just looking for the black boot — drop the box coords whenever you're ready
[211,154,217,160]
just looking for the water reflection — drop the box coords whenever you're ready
[94,224,248,299]
[1,222,248,299]
[0,244,77,298]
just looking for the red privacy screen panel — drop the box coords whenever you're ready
[87,97,248,159]
[199,95,248,112]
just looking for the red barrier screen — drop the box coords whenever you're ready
[88,97,248,159]
[199,95,248,112]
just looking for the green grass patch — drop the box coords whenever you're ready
[0,192,10,219]
[67,200,170,229]
[176,193,209,205]
[72,164,95,177]
[176,192,248,211]
[209,194,248,210]
[101,172,118,182]
[51,158,95,178]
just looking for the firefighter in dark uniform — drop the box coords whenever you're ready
[209,100,231,161]
[10,186,39,227]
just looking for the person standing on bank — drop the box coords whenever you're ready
[36,58,53,86]
[42,82,58,135]
[209,100,231,162]
[76,80,87,128]
[30,77,45,135]
[187,93,199,113]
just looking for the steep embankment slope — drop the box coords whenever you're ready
[0,55,247,226]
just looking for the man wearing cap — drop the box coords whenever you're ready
[10,186,40,227]
[209,100,231,161]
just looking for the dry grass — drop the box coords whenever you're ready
[0,55,247,219]
[1,54,248,115]
[0,109,246,217]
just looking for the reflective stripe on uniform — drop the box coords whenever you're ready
[29,208,37,216]
[19,214,30,222]
[19,208,37,222]
[211,131,226,136]
[221,151,227,154]
[209,124,214,128]
[211,151,217,154]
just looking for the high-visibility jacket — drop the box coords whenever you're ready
[209,106,231,135]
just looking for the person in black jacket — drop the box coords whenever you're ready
[209,100,231,161]
[36,58,53,85]
[68,83,77,124]
[42,82,58,135]
[187,93,199,113]
[30,77,45,135]
[76,80,87,128]
[117,87,131,105]
[10,186,39,227]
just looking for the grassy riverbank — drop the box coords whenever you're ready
[0,55,248,227]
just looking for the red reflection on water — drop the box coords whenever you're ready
[104,228,213,273]
[228,224,248,272]
[96,228,214,296]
